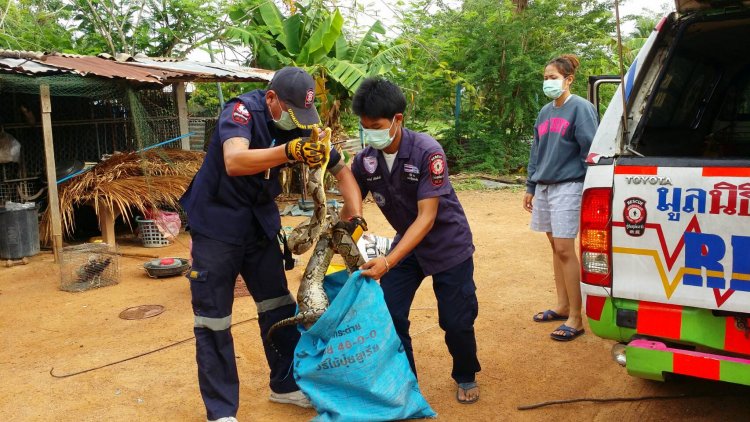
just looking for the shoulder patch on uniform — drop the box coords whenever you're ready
[232,102,251,125]
[428,152,445,186]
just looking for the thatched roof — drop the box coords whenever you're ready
[41,149,204,244]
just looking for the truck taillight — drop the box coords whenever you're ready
[580,187,612,287]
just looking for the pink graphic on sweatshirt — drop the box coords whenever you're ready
[537,117,570,137]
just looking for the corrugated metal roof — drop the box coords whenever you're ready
[0,50,274,85]
[0,49,45,60]
[129,57,274,82]
[42,55,195,84]
[0,57,65,75]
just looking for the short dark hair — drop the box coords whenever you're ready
[351,77,406,119]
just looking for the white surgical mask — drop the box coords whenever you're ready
[273,109,298,131]
[362,118,396,150]
[543,79,565,99]
[272,99,298,131]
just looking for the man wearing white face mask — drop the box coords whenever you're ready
[524,54,598,342]
[180,66,364,422]
[351,77,481,405]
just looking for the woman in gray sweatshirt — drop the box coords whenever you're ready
[523,54,598,342]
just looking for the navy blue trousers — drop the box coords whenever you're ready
[380,253,481,384]
[189,227,300,420]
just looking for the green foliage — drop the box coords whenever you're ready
[0,0,73,51]
[0,0,228,56]
[1,0,664,176]
[226,0,407,131]
[396,0,620,174]
[188,81,267,116]
[228,0,403,91]
[69,0,226,56]
[452,178,485,192]
[621,14,662,64]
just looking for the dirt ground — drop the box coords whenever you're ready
[1,189,749,422]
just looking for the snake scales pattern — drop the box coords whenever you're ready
[266,127,366,344]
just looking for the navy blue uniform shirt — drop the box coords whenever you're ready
[180,90,341,245]
[351,128,474,275]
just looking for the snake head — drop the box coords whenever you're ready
[309,124,319,143]
[349,216,368,232]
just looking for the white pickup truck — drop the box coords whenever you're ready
[581,0,750,385]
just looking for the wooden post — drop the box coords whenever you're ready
[40,84,63,262]
[97,202,117,246]
[174,82,191,150]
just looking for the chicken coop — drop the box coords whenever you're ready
[0,50,273,288]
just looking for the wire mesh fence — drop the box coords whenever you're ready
[0,72,197,245]
[0,74,181,194]
[60,243,120,292]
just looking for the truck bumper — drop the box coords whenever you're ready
[626,339,750,385]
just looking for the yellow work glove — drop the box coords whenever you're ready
[285,137,327,168]
[284,127,331,168]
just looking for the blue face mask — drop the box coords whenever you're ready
[362,118,396,150]
[543,79,565,99]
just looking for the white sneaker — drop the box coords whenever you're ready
[269,390,312,408]
[207,417,238,422]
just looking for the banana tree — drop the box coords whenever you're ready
[227,0,408,134]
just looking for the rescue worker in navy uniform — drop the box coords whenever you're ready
[180,67,363,422]
[351,78,481,404]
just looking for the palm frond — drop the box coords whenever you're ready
[41,149,204,245]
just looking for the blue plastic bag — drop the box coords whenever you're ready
[294,270,436,422]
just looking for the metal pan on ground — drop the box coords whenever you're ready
[142,257,190,278]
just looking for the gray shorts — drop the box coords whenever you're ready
[530,182,583,239]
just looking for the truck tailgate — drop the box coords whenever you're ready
[611,163,750,312]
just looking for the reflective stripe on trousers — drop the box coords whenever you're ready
[255,293,295,314]
[195,315,232,331]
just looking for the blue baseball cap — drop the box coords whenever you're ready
[268,66,321,129]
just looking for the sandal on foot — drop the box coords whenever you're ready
[533,309,568,322]
[550,324,585,341]
[456,382,479,404]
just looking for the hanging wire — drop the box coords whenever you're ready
[615,0,630,137]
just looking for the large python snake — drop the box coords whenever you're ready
[267,126,366,345]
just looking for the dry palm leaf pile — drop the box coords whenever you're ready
[41,149,204,244]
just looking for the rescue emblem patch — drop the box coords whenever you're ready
[373,192,386,207]
[429,152,445,186]
[305,88,314,108]
[624,197,647,237]
[232,102,250,125]
[364,156,378,174]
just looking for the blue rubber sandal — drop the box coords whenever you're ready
[550,324,585,341]
[457,382,479,404]
[533,309,568,322]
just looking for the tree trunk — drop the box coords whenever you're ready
[512,0,527,12]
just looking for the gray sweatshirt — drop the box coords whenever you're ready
[526,94,598,194]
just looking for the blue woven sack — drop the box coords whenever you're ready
[294,270,436,422]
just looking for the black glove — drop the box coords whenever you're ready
[334,216,368,236]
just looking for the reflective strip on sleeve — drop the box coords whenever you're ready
[194,315,232,331]
[255,293,295,314]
